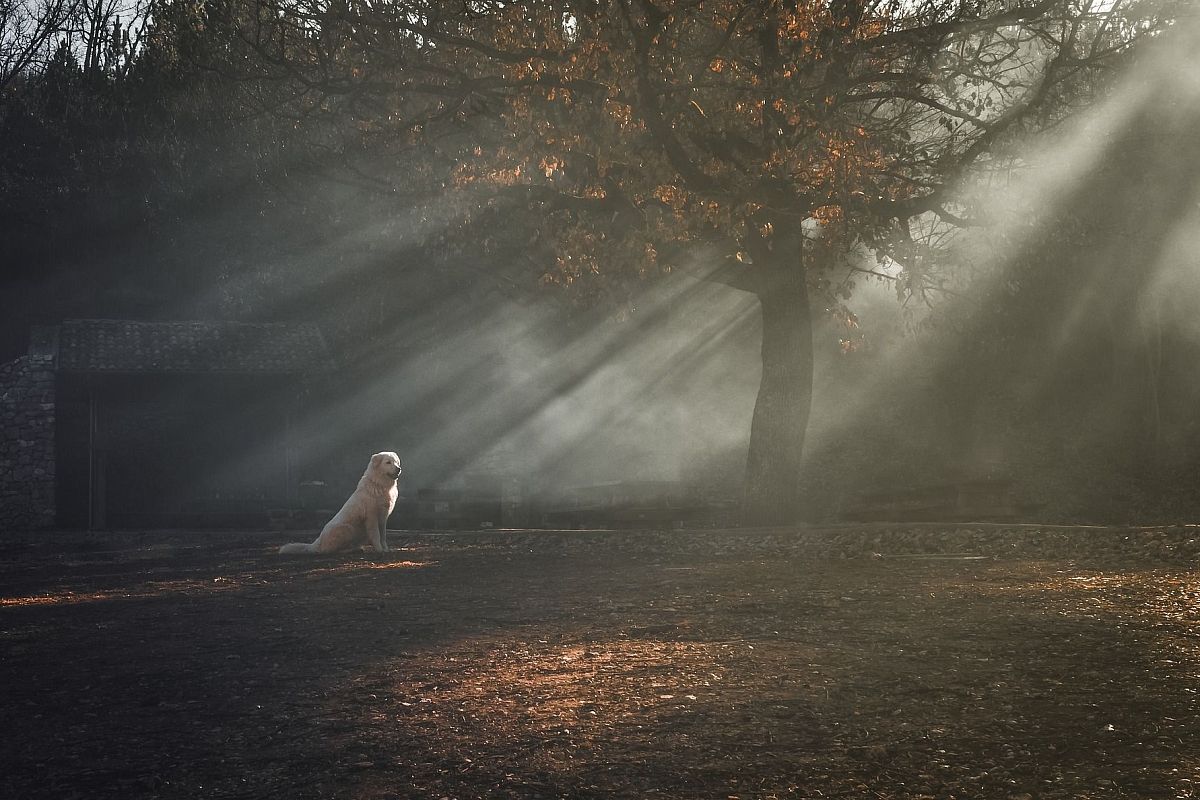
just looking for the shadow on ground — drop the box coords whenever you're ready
[1,529,1197,799]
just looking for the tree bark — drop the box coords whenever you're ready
[742,254,814,527]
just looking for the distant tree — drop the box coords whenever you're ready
[0,0,153,222]
[0,0,79,92]
[217,0,1174,524]
[0,0,292,344]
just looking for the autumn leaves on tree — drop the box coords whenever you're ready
[221,0,1165,524]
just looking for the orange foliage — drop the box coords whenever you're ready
[414,0,970,304]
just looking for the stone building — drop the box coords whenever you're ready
[0,320,333,530]
[0,352,56,530]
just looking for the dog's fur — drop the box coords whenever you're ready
[279,452,402,555]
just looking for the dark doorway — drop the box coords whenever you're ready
[58,374,297,529]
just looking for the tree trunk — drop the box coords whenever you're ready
[742,256,814,527]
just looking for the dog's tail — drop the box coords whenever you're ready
[278,541,318,555]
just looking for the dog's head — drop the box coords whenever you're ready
[370,451,403,481]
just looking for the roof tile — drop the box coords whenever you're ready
[56,319,334,374]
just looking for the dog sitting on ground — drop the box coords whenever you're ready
[279,452,402,555]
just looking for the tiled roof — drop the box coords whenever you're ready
[55,319,334,374]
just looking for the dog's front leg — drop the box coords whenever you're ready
[378,512,390,553]
[366,518,387,553]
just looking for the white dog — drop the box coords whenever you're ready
[279,452,402,555]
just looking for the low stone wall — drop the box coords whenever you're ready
[0,356,56,530]
[390,523,1200,565]
[0,523,1196,566]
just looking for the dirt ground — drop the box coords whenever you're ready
[1,528,1198,799]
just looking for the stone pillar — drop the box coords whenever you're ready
[0,355,56,530]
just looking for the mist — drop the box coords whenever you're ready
[798,15,1200,522]
[4,2,1200,526]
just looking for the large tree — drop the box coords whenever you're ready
[218,0,1170,523]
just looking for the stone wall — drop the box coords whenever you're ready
[0,355,56,530]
